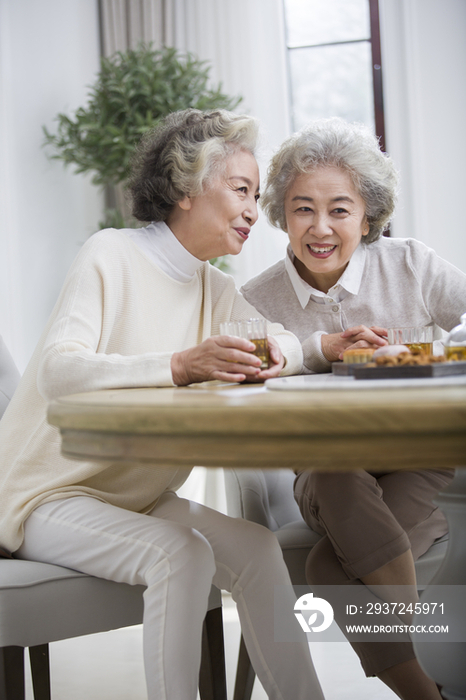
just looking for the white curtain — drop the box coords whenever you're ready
[99,0,167,55]
[379,0,466,274]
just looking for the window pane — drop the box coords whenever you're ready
[284,0,370,48]
[288,42,375,131]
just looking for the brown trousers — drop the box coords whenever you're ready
[294,468,454,676]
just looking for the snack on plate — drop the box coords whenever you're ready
[373,344,410,358]
[342,348,375,364]
[366,349,446,367]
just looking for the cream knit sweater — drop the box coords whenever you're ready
[0,230,302,553]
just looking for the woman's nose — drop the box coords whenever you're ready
[244,199,258,226]
[312,213,331,235]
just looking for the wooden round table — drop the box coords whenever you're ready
[48,379,466,699]
[47,380,466,471]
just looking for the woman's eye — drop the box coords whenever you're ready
[237,186,248,194]
[297,206,312,212]
[333,208,348,214]
[255,194,260,202]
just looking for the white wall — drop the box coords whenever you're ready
[0,0,103,371]
[380,0,466,275]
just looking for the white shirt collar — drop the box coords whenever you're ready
[125,221,204,282]
[284,243,367,309]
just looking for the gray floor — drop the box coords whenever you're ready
[24,594,397,700]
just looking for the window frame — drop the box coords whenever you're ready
[368,0,386,152]
[283,0,386,150]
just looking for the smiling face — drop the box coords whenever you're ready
[284,166,368,293]
[168,149,260,261]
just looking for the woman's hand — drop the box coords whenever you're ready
[171,335,264,386]
[321,325,388,363]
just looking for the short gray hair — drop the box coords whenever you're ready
[129,108,259,222]
[261,118,399,243]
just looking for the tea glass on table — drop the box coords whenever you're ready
[444,312,466,361]
[387,326,434,355]
[220,319,270,369]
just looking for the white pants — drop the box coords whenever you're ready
[17,493,324,700]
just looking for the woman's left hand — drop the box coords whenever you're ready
[337,325,388,360]
[321,325,388,363]
[247,336,285,382]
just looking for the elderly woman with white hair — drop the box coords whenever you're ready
[241,118,466,700]
[0,109,325,700]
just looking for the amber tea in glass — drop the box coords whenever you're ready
[243,319,270,369]
[405,342,434,355]
[388,326,433,354]
[445,313,466,361]
[250,337,270,369]
[445,346,466,361]
[220,319,270,369]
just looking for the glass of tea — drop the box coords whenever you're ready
[387,325,434,354]
[220,318,270,369]
[444,312,466,361]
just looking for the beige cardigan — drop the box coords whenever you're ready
[0,229,302,553]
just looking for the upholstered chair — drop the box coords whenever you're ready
[0,338,226,700]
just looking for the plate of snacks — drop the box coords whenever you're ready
[350,345,466,379]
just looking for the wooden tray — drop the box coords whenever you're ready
[353,361,466,380]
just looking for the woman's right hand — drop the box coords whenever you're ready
[171,336,263,386]
[321,325,388,363]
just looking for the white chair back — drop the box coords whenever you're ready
[0,337,20,419]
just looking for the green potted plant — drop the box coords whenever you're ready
[43,43,242,268]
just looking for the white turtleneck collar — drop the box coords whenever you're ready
[124,221,204,282]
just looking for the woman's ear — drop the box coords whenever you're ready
[178,195,192,211]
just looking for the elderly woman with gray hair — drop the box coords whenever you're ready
[241,118,466,700]
[0,109,325,700]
